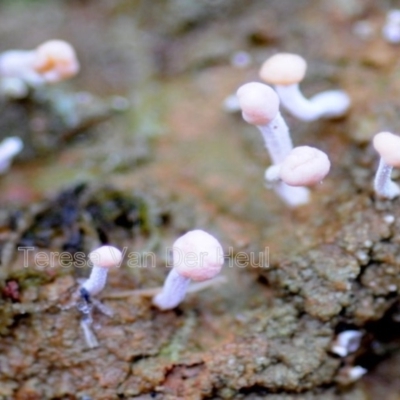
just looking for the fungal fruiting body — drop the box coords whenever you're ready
[372,131,400,199]
[0,137,23,173]
[81,245,123,299]
[265,146,331,187]
[236,82,311,207]
[331,330,363,357]
[259,53,350,122]
[33,40,79,83]
[0,40,79,86]
[236,82,292,163]
[153,230,224,310]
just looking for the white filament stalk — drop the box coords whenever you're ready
[274,182,310,208]
[153,268,190,310]
[275,84,350,122]
[374,158,400,199]
[81,266,108,297]
[257,113,293,164]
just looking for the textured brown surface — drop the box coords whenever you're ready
[0,0,399,399]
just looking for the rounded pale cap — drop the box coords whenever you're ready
[34,40,79,82]
[259,53,307,86]
[280,146,330,186]
[373,131,400,167]
[236,82,279,125]
[173,229,224,282]
[89,245,122,269]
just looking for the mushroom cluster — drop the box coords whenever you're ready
[236,81,331,207]
[0,39,80,172]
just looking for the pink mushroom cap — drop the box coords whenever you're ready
[259,53,307,86]
[33,40,79,82]
[279,146,330,186]
[236,82,280,125]
[373,131,400,167]
[89,245,122,269]
[173,230,224,282]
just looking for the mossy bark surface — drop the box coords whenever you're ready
[0,1,399,399]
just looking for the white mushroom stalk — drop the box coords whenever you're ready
[153,230,224,310]
[259,53,350,122]
[372,131,400,199]
[236,82,310,207]
[0,39,79,87]
[80,245,123,300]
[0,137,23,173]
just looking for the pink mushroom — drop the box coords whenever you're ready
[33,40,79,83]
[0,39,79,86]
[81,245,123,299]
[236,82,291,164]
[236,82,310,207]
[153,230,224,310]
[278,146,331,186]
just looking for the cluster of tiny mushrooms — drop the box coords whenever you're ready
[3,31,400,382]
[0,39,80,172]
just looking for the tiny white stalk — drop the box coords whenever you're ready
[259,53,350,122]
[373,131,400,199]
[153,230,224,310]
[80,245,122,300]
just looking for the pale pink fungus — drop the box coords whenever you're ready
[260,53,306,86]
[33,40,79,83]
[81,245,122,297]
[153,230,224,310]
[236,82,279,126]
[373,131,400,167]
[236,82,292,165]
[0,39,79,86]
[279,146,330,186]
[372,131,400,199]
[259,53,350,121]
[236,82,310,207]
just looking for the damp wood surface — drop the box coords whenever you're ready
[0,0,400,399]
